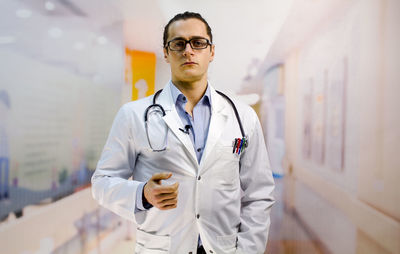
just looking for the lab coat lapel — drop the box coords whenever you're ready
[200,87,230,169]
[157,82,198,166]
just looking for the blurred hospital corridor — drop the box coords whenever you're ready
[1,0,399,253]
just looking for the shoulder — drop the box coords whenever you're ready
[119,95,154,116]
[216,91,258,121]
[233,99,257,117]
[216,91,260,136]
[110,95,155,127]
[233,99,259,133]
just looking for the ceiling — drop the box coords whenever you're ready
[1,0,294,94]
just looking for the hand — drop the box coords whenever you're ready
[143,172,179,210]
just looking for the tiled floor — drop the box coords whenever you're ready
[104,239,136,254]
[265,177,323,254]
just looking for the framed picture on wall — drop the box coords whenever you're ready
[326,57,347,171]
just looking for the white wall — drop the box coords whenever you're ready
[261,0,400,253]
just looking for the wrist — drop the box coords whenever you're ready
[142,183,153,209]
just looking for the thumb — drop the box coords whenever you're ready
[151,172,172,183]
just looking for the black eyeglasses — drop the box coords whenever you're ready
[165,38,212,51]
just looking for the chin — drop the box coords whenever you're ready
[178,72,202,82]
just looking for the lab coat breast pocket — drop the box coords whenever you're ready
[213,145,240,190]
[135,229,171,254]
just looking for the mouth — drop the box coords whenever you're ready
[182,61,197,66]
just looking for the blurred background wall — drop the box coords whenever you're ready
[0,0,399,254]
[256,0,400,253]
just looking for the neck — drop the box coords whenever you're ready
[171,77,208,117]
[171,78,208,105]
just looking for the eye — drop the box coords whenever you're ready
[192,39,207,48]
[172,40,185,48]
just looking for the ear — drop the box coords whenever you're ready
[163,47,170,63]
[209,44,215,62]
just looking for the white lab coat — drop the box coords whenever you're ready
[91,82,275,254]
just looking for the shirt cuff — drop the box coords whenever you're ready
[135,182,154,213]
[135,182,147,212]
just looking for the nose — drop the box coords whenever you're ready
[182,42,194,56]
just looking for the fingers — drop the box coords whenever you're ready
[159,203,177,210]
[153,182,179,194]
[156,190,178,200]
[144,173,179,210]
[147,191,178,210]
[152,188,178,208]
[151,172,172,182]
[156,196,178,210]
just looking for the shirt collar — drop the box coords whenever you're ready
[169,81,211,107]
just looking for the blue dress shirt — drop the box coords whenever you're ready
[170,82,211,163]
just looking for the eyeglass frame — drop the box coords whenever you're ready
[165,37,212,51]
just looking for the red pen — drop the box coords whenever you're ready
[236,138,241,153]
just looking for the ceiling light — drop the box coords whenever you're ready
[45,1,56,11]
[16,9,32,19]
[0,36,16,44]
[48,27,63,38]
[97,36,108,45]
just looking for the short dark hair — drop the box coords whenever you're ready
[163,11,213,48]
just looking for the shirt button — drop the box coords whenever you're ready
[198,176,201,180]
[196,214,200,219]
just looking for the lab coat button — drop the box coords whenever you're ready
[210,250,213,253]
[197,176,201,180]
[196,214,200,219]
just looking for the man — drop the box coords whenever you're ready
[91,11,275,254]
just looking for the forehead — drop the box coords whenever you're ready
[167,18,209,40]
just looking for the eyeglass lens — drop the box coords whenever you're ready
[169,38,209,51]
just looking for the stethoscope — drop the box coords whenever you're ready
[144,89,248,152]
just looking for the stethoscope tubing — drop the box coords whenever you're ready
[144,89,248,150]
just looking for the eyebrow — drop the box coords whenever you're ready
[170,36,208,41]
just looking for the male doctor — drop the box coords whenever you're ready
[91,11,275,254]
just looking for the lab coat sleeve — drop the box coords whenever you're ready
[236,110,275,253]
[91,104,143,224]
